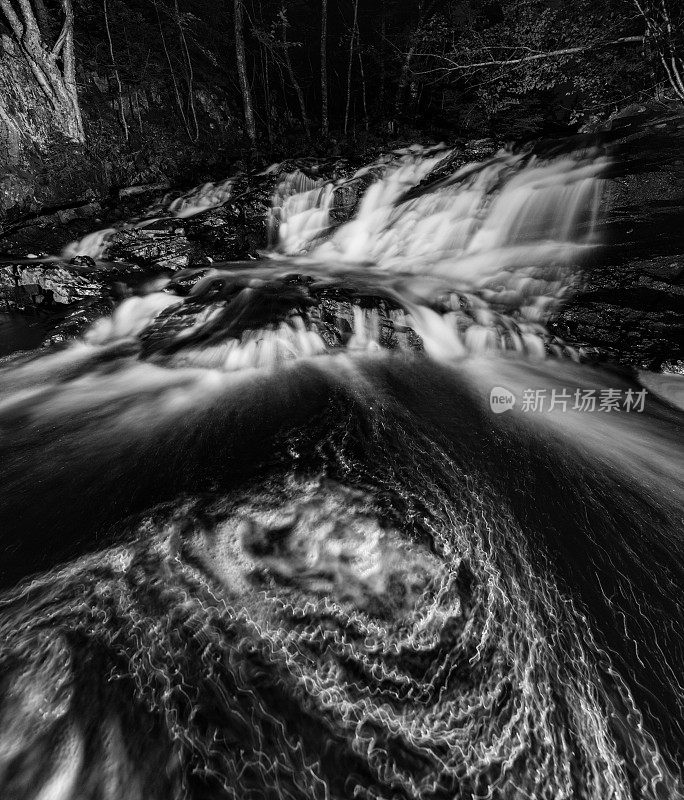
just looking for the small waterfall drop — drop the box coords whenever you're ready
[61,176,238,260]
[268,170,335,253]
[3,141,683,800]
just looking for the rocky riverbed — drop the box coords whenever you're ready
[1,116,682,371]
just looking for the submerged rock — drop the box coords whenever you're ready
[134,272,424,366]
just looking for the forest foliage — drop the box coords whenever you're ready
[0,0,682,170]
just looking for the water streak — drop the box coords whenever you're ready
[1,142,683,800]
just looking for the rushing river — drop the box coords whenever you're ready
[0,145,683,800]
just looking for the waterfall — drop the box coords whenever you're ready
[1,142,683,800]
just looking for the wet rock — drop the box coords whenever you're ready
[550,117,684,369]
[38,158,364,276]
[56,208,80,225]
[166,268,212,296]
[329,173,376,225]
[69,255,96,268]
[136,271,423,362]
[183,205,265,262]
[0,262,105,309]
[76,201,102,219]
[181,159,362,261]
[42,297,113,345]
[107,225,206,271]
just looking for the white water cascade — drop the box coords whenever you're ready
[62,174,240,261]
[2,141,684,800]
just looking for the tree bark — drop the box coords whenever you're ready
[59,0,84,140]
[0,0,84,142]
[234,0,257,148]
[321,0,328,135]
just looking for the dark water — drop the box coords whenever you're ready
[0,146,682,800]
[0,311,51,357]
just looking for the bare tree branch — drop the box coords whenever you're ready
[413,36,644,75]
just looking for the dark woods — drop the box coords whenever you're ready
[0,0,682,215]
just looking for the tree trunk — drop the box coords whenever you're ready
[59,0,84,140]
[281,6,310,139]
[234,0,257,148]
[379,0,386,115]
[153,0,191,137]
[262,44,272,144]
[321,0,328,135]
[103,0,129,141]
[394,44,416,119]
[175,0,199,140]
[0,0,84,142]
[344,0,359,136]
[357,27,368,131]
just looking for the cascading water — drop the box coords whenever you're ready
[61,173,240,261]
[1,144,683,800]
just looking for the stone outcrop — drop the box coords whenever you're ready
[549,112,684,369]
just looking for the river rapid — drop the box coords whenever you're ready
[0,144,682,800]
